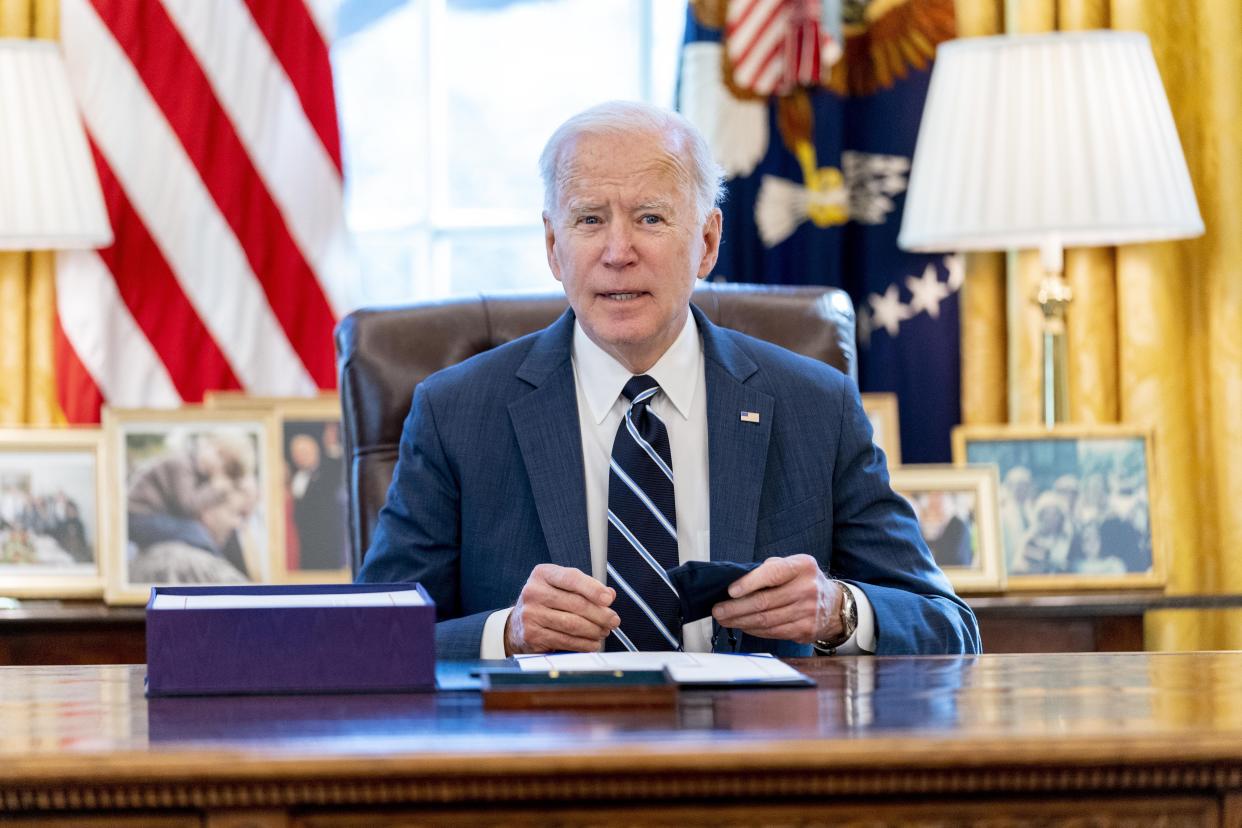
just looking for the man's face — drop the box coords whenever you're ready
[543,130,721,372]
[290,435,320,470]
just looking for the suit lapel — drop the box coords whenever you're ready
[509,311,592,572]
[696,307,773,565]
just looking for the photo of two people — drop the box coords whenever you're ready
[124,427,265,586]
[281,420,348,573]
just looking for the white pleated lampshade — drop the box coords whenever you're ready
[0,38,112,250]
[898,31,1203,254]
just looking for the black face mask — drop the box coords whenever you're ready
[666,560,761,624]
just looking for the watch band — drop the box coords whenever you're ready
[814,579,858,655]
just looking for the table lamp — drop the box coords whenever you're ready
[0,38,111,250]
[897,30,1203,425]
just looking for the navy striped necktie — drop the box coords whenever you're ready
[605,375,682,652]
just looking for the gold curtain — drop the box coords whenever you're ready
[0,0,62,427]
[955,0,1242,649]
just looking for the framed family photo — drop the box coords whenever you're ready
[207,395,351,583]
[269,397,351,583]
[861,392,902,469]
[103,408,280,604]
[0,429,107,598]
[890,465,1004,593]
[952,424,1163,590]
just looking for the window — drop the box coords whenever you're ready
[332,0,686,306]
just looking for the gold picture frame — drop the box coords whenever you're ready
[103,407,281,605]
[890,464,1005,593]
[203,391,335,409]
[861,392,902,468]
[0,428,107,598]
[952,424,1163,591]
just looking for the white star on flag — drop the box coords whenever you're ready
[906,263,951,319]
[869,284,912,337]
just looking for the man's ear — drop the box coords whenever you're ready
[543,212,563,282]
[696,208,723,279]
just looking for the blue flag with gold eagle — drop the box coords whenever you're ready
[679,0,960,462]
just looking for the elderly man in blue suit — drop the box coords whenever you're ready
[359,101,980,660]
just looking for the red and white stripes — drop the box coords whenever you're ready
[725,0,834,96]
[55,0,351,422]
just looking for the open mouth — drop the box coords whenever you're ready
[602,291,648,301]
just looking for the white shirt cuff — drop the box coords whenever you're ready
[480,607,513,659]
[826,582,876,655]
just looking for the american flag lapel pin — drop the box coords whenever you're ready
[740,411,760,424]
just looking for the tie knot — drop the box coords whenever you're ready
[622,375,660,404]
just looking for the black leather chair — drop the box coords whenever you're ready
[334,283,857,575]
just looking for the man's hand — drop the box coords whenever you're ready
[505,564,619,655]
[711,554,842,645]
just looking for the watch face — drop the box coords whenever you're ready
[840,585,858,637]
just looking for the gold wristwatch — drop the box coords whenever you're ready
[814,579,857,655]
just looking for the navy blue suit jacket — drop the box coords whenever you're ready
[359,306,980,658]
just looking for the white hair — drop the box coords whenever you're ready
[538,100,725,221]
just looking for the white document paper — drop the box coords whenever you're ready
[150,588,425,610]
[513,651,810,685]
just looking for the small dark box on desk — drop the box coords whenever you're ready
[145,583,435,696]
[480,669,677,710]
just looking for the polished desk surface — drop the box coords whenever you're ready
[3,653,1242,816]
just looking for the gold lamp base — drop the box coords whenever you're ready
[1035,269,1072,426]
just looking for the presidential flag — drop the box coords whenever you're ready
[680,0,960,461]
[54,0,352,423]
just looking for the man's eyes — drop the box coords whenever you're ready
[573,213,665,225]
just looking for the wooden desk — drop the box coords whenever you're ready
[3,653,1242,825]
[8,596,1242,664]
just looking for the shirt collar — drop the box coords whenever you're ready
[573,312,701,425]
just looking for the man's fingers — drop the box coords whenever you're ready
[518,608,613,653]
[540,564,615,606]
[749,620,816,644]
[529,606,615,642]
[529,568,618,629]
[713,594,802,630]
[727,555,808,598]
[509,565,619,654]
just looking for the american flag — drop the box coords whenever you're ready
[725,0,834,96]
[54,0,351,423]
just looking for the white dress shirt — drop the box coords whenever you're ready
[480,312,875,658]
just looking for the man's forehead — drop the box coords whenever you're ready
[556,136,692,204]
[560,131,688,174]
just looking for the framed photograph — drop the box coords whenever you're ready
[0,429,107,598]
[270,397,350,583]
[861,392,902,468]
[890,465,1004,593]
[206,395,351,583]
[103,408,280,604]
[951,424,1162,590]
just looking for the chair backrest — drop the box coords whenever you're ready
[334,283,856,573]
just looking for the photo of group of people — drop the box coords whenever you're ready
[0,466,94,568]
[0,432,105,598]
[956,427,1160,587]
